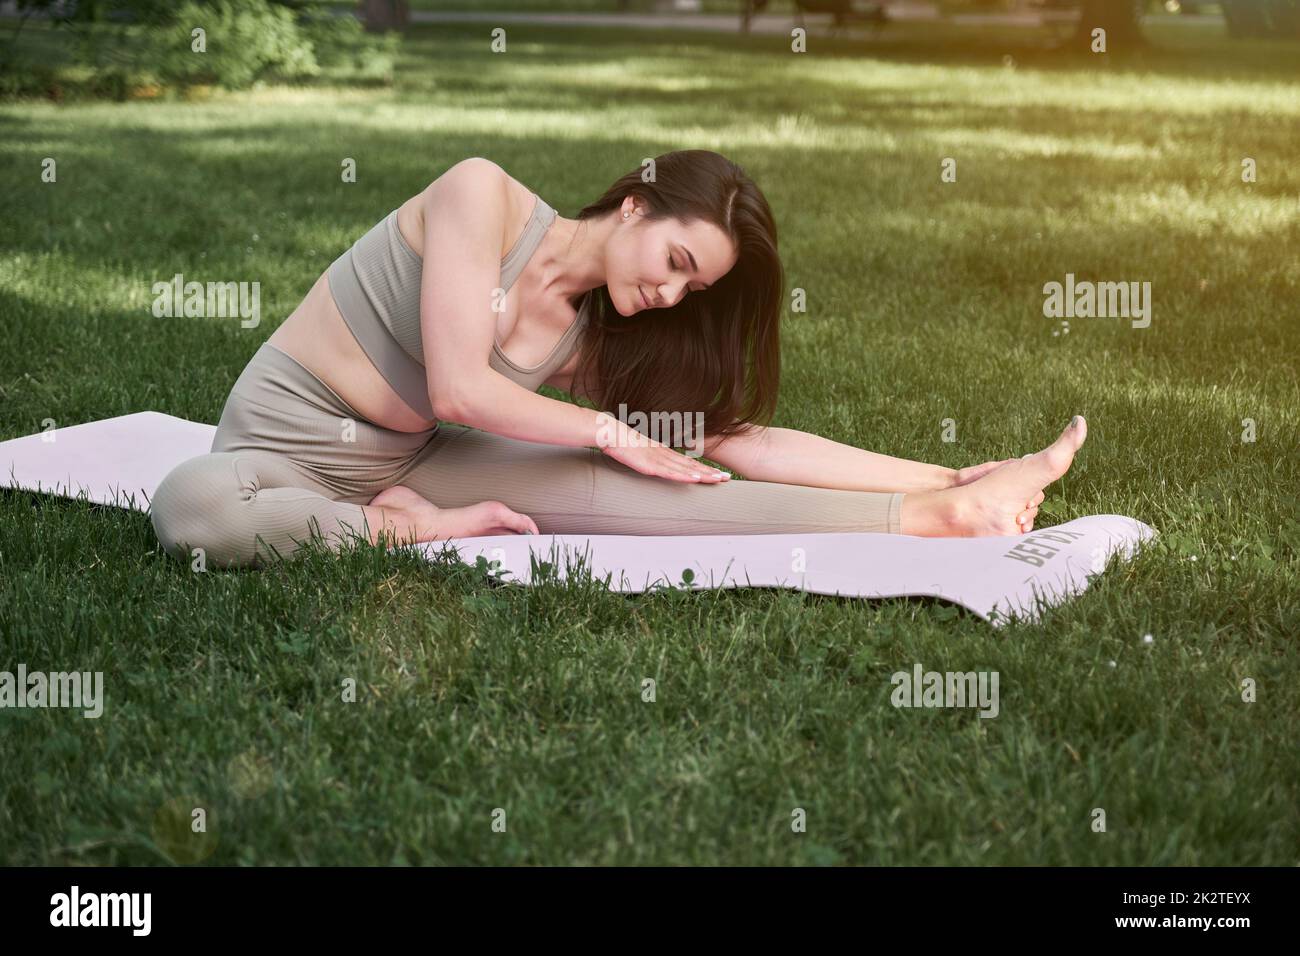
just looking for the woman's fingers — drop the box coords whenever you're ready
[661,449,728,482]
[956,458,1016,487]
[666,467,719,483]
[655,453,692,480]
[604,440,729,483]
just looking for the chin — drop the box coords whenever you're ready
[616,284,636,317]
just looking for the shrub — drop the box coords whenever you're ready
[133,0,322,90]
[298,11,401,82]
[1,0,403,98]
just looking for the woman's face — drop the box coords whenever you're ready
[608,197,739,317]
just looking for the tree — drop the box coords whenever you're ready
[358,0,408,32]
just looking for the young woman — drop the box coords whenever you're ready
[150,150,1087,569]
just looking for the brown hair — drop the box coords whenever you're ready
[568,149,783,444]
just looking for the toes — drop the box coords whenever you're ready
[482,501,537,535]
[1016,505,1039,531]
[1072,415,1087,445]
[1037,421,1084,482]
[1058,415,1087,451]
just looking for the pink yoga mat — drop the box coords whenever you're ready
[1,412,1158,626]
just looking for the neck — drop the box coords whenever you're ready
[533,210,616,308]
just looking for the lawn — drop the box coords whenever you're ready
[0,16,1296,865]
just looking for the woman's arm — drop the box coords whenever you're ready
[418,162,725,485]
[547,367,983,494]
[701,425,958,494]
[417,159,613,447]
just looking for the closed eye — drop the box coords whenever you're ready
[669,254,697,292]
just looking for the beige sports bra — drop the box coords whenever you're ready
[326,192,589,421]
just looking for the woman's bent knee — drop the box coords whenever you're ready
[150,453,260,569]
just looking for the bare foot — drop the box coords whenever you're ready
[900,416,1087,537]
[364,485,539,547]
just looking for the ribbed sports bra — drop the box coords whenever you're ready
[326,192,590,422]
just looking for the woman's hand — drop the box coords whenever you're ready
[598,420,731,484]
[951,458,1018,488]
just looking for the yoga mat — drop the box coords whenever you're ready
[1,412,1158,626]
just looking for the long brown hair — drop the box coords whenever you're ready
[568,149,783,444]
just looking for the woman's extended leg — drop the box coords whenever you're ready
[384,417,1089,540]
[388,424,906,536]
[150,415,1086,565]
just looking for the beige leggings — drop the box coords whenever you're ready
[150,342,905,569]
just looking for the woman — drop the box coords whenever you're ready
[150,150,1087,569]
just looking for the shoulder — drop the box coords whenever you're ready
[443,156,502,179]
[428,157,509,206]
[434,159,534,216]
[425,158,536,258]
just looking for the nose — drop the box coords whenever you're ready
[656,279,688,308]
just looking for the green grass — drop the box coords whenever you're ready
[1,18,1297,865]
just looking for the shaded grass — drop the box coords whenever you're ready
[0,19,1297,865]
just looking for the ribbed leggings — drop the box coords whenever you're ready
[149,342,905,569]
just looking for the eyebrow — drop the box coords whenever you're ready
[677,243,711,290]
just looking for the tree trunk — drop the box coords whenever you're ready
[1072,0,1145,50]
[358,0,409,33]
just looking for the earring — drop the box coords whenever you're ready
[623,212,629,219]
